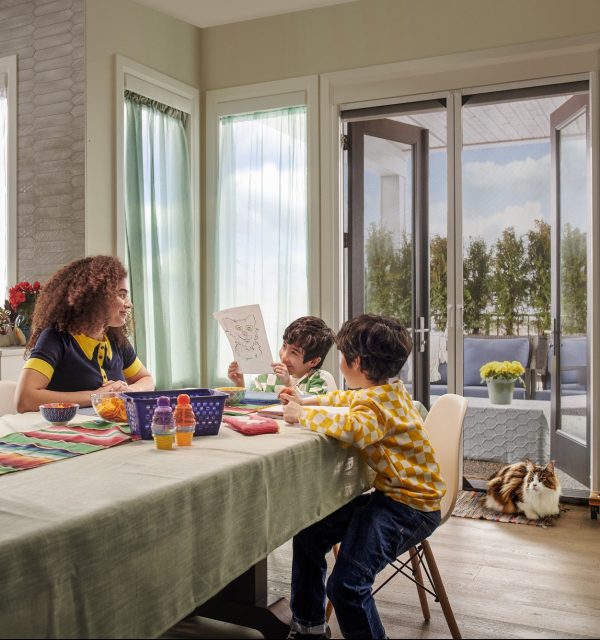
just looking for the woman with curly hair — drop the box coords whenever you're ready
[15,255,154,412]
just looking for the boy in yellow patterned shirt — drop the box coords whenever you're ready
[282,314,445,640]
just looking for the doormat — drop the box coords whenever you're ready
[451,490,565,528]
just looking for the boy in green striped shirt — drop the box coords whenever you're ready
[227,316,336,395]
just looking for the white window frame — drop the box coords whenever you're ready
[205,76,319,383]
[0,54,17,298]
[320,33,600,490]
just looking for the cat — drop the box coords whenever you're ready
[485,459,561,521]
[224,314,262,360]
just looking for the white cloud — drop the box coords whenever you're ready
[463,201,544,247]
[464,154,550,193]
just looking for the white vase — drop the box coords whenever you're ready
[486,379,516,405]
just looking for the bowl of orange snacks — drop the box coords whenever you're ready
[213,386,246,406]
[91,391,128,424]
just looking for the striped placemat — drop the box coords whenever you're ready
[0,421,132,475]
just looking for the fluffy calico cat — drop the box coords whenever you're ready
[485,460,561,520]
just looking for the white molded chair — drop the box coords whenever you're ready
[326,393,468,639]
[0,380,18,416]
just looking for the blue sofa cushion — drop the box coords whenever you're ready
[463,337,529,387]
[544,336,587,391]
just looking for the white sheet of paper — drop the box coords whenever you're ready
[214,304,274,374]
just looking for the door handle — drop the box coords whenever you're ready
[414,316,429,353]
[551,317,560,355]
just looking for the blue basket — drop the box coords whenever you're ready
[121,389,227,440]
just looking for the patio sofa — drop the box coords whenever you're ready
[430,335,531,399]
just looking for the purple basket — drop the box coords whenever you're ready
[121,389,227,440]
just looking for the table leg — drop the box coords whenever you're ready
[193,559,291,639]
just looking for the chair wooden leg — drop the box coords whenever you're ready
[409,546,431,621]
[325,544,340,622]
[421,539,461,639]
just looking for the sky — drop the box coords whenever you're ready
[365,134,587,250]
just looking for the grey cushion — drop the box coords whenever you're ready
[463,337,529,387]
[560,336,587,385]
[544,336,587,390]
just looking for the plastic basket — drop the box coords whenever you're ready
[121,389,227,440]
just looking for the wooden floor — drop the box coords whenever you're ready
[163,504,600,639]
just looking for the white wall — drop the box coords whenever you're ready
[85,0,201,255]
[198,0,600,90]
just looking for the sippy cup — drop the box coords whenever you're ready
[173,394,196,446]
[151,396,176,450]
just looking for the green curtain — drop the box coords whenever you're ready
[124,92,200,389]
[209,106,309,385]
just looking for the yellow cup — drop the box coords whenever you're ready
[153,433,175,450]
[176,431,194,446]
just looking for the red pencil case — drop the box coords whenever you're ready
[222,415,279,435]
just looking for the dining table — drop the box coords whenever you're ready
[0,410,372,639]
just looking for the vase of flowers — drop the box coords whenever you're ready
[7,280,41,342]
[480,360,525,405]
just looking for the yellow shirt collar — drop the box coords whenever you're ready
[72,333,113,361]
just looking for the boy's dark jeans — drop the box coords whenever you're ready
[290,490,441,639]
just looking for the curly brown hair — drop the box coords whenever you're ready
[336,314,412,383]
[26,255,130,354]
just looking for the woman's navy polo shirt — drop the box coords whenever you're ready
[24,328,143,392]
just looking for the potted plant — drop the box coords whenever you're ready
[7,281,41,342]
[479,360,525,405]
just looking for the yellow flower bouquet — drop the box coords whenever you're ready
[480,360,525,385]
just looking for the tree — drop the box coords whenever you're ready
[492,227,528,335]
[463,237,492,334]
[526,219,551,334]
[561,223,587,334]
[430,234,447,331]
[365,224,412,326]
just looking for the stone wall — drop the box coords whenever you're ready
[0,0,84,284]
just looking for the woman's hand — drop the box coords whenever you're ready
[99,380,129,393]
[228,361,245,387]
[271,362,291,386]
[283,400,301,424]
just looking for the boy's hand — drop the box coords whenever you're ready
[278,386,301,405]
[227,361,245,387]
[271,362,291,386]
[283,400,301,424]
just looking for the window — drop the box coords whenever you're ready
[206,78,318,385]
[117,57,199,389]
[213,105,309,382]
[0,55,16,300]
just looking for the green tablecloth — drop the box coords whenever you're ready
[0,420,371,639]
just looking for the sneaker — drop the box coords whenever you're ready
[286,629,329,639]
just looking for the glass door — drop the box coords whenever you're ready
[345,118,430,405]
[550,94,590,486]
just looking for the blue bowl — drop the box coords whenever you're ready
[39,403,79,426]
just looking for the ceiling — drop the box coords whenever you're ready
[132,0,357,28]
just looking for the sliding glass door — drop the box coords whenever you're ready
[344,101,449,408]
[341,80,592,495]
[550,94,590,485]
